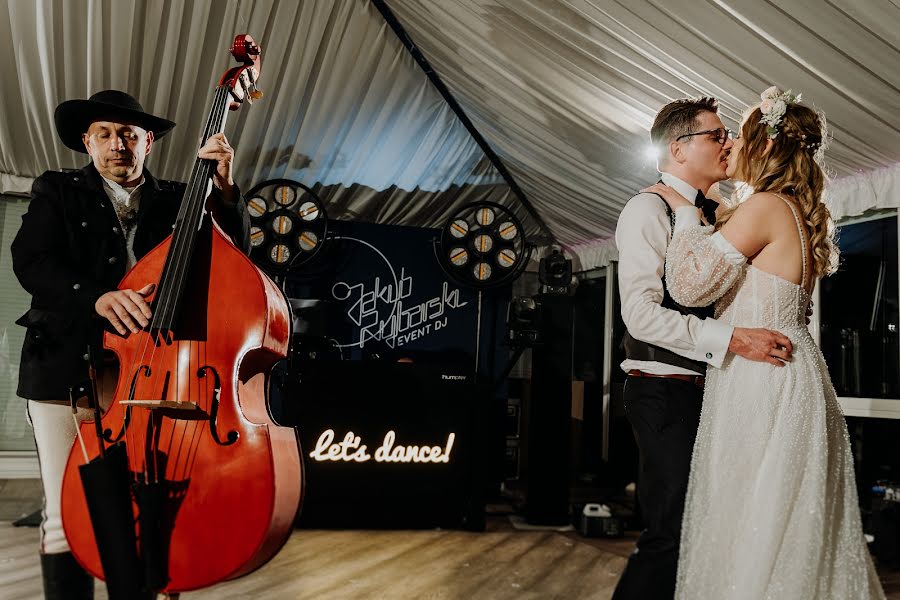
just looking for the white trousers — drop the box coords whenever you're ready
[27,370,115,555]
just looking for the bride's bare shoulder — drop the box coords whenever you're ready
[741,191,790,209]
[731,192,795,223]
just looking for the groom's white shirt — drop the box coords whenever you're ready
[616,172,737,375]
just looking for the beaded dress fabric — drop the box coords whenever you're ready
[668,197,885,599]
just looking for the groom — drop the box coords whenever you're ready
[612,97,794,600]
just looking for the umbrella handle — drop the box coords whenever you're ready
[67,344,106,462]
[72,412,89,464]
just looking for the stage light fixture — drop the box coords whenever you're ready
[538,248,573,295]
[244,178,328,275]
[435,201,530,289]
[506,295,542,347]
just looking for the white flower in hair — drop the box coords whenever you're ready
[758,86,801,139]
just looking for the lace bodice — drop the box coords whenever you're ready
[716,266,810,330]
[665,195,811,331]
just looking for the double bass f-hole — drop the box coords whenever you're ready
[198,365,238,446]
[102,365,152,443]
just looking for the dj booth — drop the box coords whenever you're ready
[270,358,490,530]
[253,218,507,530]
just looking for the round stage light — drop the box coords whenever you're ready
[434,201,530,289]
[498,221,518,240]
[272,215,293,235]
[475,206,495,227]
[450,247,468,266]
[298,230,318,252]
[298,201,320,221]
[450,219,469,238]
[273,184,296,206]
[250,226,266,247]
[473,234,493,254]
[497,248,516,268]
[269,244,291,264]
[244,179,329,274]
[247,196,268,218]
[473,262,492,281]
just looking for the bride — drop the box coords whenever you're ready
[645,87,886,599]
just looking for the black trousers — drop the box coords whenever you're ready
[612,375,703,600]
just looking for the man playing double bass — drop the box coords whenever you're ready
[12,89,250,599]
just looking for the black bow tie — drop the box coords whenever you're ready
[695,190,719,225]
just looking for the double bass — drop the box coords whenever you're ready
[60,35,302,593]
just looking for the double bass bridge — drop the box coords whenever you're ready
[119,399,208,420]
[114,364,238,445]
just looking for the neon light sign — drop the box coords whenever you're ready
[309,429,456,464]
[329,238,469,350]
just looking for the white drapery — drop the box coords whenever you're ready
[384,0,900,247]
[828,164,900,222]
[1,0,899,250]
[0,0,532,234]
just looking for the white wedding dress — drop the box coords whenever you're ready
[667,197,885,599]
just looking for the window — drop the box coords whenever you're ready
[819,214,899,400]
[0,196,35,451]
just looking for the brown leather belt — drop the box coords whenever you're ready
[627,369,705,387]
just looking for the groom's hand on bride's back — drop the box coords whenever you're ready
[729,327,793,366]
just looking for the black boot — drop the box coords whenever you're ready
[40,552,94,600]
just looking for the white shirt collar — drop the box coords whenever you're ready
[100,174,145,208]
[659,172,699,205]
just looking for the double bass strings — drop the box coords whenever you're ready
[132,85,227,389]
[122,85,232,484]
[153,86,229,483]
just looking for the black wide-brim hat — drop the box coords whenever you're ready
[54,89,176,153]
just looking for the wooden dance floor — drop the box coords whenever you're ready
[0,519,629,599]
[2,506,897,599]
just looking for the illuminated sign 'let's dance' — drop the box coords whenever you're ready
[309,429,456,464]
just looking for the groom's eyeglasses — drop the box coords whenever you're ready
[676,128,734,145]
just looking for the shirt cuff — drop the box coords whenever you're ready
[674,206,702,232]
[696,317,733,369]
[711,231,747,265]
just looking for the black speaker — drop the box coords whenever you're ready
[523,293,573,525]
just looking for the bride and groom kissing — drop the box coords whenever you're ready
[612,88,885,599]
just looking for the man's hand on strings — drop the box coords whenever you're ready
[95,283,155,335]
[198,133,236,203]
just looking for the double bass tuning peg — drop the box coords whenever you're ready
[245,68,262,101]
[237,71,263,104]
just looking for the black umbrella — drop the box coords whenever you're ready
[70,347,154,600]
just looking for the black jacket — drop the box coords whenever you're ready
[11,163,250,399]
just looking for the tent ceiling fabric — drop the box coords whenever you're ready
[1,0,899,268]
[0,0,531,237]
[384,0,900,249]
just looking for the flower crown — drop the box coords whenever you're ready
[759,86,801,139]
